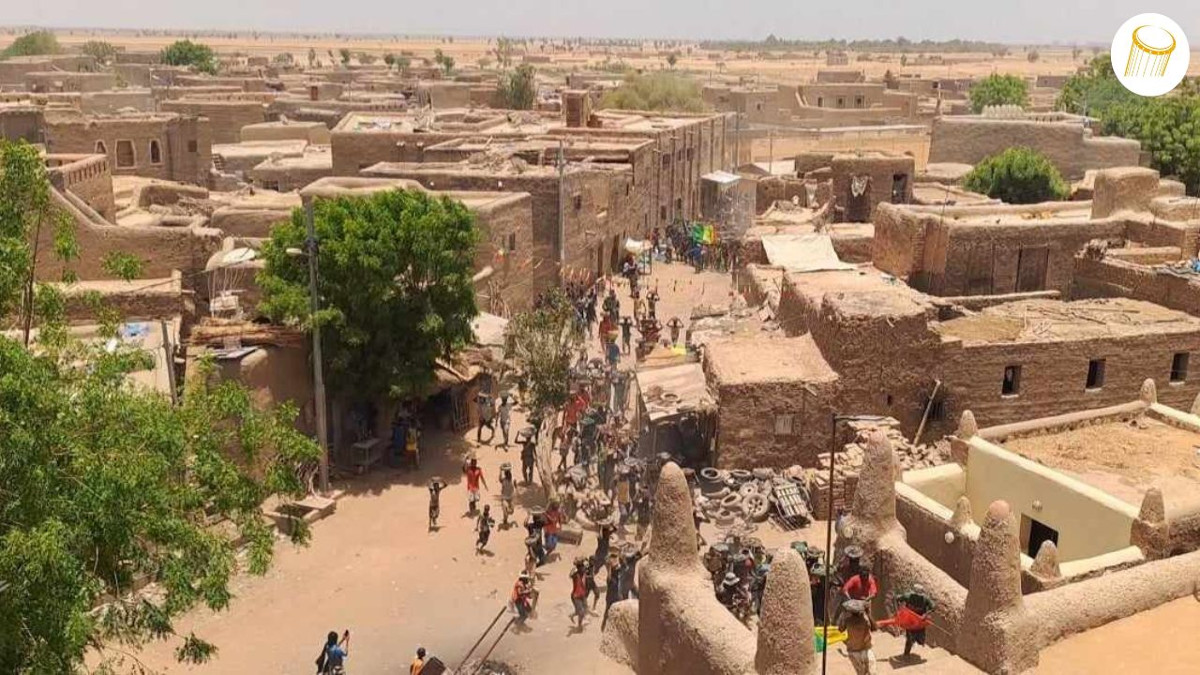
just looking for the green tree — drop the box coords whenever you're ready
[498,64,537,110]
[503,288,582,496]
[357,51,377,65]
[339,48,351,65]
[666,51,679,69]
[1101,95,1200,194]
[0,141,320,673]
[160,40,217,75]
[600,72,709,113]
[395,55,411,73]
[1,31,60,59]
[383,52,396,69]
[494,37,515,68]
[1027,48,1040,63]
[434,49,455,75]
[962,147,1069,204]
[0,141,76,342]
[1055,55,1134,116]
[257,190,479,400]
[0,340,319,673]
[79,40,118,65]
[968,73,1029,113]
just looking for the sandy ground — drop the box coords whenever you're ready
[1002,416,1200,504]
[121,263,738,674]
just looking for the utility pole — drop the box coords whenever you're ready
[305,199,330,495]
[557,139,566,276]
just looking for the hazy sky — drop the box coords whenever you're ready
[7,1,1200,44]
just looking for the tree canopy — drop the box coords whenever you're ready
[600,72,708,113]
[160,40,217,75]
[504,288,582,415]
[0,140,320,673]
[962,146,1069,204]
[1,31,60,59]
[498,64,537,110]
[1057,56,1200,193]
[257,190,479,400]
[79,40,118,65]
[968,73,1029,113]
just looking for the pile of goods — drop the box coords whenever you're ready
[694,466,812,530]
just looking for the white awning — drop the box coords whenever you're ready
[761,233,854,272]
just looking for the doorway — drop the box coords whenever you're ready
[1021,514,1059,558]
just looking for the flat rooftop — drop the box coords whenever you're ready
[365,159,631,179]
[1001,415,1200,504]
[786,267,936,320]
[426,134,652,159]
[934,298,1200,344]
[333,109,557,135]
[706,334,837,386]
[298,176,529,211]
[212,140,308,158]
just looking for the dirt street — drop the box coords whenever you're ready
[128,263,736,674]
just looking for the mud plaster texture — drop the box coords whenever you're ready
[616,463,818,675]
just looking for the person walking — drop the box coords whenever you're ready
[619,316,634,354]
[463,457,488,515]
[475,390,495,444]
[498,463,516,528]
[315,630,350,675]
[497,394,513,448]
[570,558,590,629]
[838,599,877,675]
[519,429,537,485]
[475,504,495,553]
[600,555,622,631]
[427,477,447,530]
[895,584,936,657]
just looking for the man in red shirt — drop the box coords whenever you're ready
[570,558,589,629]
[843,568,878,603]
[543,499,563,555]
[463,458,488,515]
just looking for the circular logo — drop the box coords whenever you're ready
[1111,13,1190,97]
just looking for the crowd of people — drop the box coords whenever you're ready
[700,535,936,674]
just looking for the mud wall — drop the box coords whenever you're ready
[936,333,1200,432]
[929,118,1141,179]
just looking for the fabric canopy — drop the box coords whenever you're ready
[761,233,854,272]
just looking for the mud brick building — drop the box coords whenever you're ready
[364,160,633,294]
[160,99,268,144]
[929,113,1142,179]
[43,110,212,186]
[299,177,535,314]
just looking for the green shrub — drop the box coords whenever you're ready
[160,40,216,74]
[968,73,1029,113]
[963,147,1069,204]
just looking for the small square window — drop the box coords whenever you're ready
[573,195,582,211]
[1002,365,1021,396]
[855,95,864,107]
[507,233,516,252]
[1086,359,1106,390]
[187,139,198,153]
[817,96,824,107]
[1172,352,1190,383]
[773,414,794,436]
[836,97,845,108]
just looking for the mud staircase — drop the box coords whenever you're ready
[823,631,979,674]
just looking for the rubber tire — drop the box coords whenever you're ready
[738,482,759,498]
[744,494,770,522]
[720,492,743,508]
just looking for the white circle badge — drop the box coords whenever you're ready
[1111,13,1190,97]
